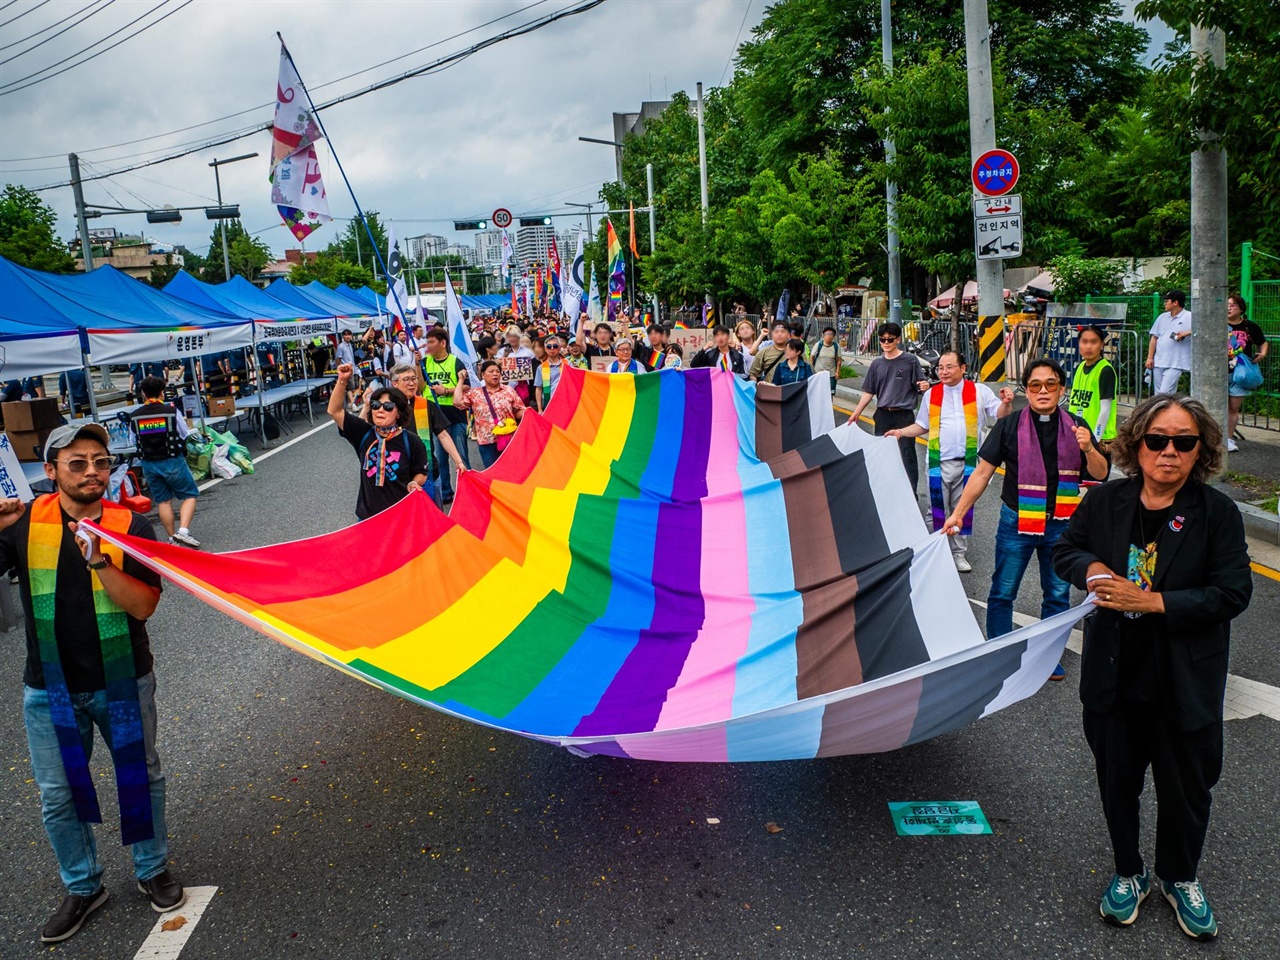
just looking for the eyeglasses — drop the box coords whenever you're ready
[546,344,561,350]
[369,400,398,412]
[1142,433,1200,453]
[56,456,114,474]
[1025,380,1061,393]
[879,336,898,344]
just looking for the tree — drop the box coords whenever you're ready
[201,219,272,282]
[0,184,76,272]
[289,251,386,293]
[145,252,183,288]
[325,212,388,270]
[1046,255,1125,302]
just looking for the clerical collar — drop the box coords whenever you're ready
[1037,414,1052,422]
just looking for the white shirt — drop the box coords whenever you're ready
[912,381,1003,460]
[1150,309,1193,370]
[392,341,415,366]
[336,341,355,368]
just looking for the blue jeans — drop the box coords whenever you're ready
[23,673,169,896]
[477,442,500,469]
[434,420,471,499]
[987,503,1072,639]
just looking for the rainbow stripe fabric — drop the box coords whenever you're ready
[92,368,1082,762]
[927,380,979,535]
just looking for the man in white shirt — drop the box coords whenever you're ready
[391,329,417,367]
[886,351,1013,570]
[335,331,356,370]
[1145,290,1192,394]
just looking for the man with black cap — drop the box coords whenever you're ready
[0,424,184,943]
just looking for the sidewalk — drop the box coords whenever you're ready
[834,368,1280,567]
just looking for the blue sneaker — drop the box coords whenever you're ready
[1050,663,1066,681]
[1161,878,1218,940]
[1100,868,1150,926]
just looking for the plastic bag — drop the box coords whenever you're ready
[211,444,242,480]
[185,433,214,481]
[205,427,254,475]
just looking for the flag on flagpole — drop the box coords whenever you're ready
[534,269,545,314]
[270,44,332,241]
[547,237,562,313]
[606,220,625,322]
[444,270,480,384]
[629,203,639,259]
[564,232,586,336]
[587,262,602,327]
[383,223,408,335]
[500,228,514,286]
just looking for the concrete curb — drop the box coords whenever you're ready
[1238,501,1280,545]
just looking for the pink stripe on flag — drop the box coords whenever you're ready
[653,373,754,750]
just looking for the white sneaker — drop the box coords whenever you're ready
[1226,438,1239,452]
[171,530,201,549]
[954,555,972,573]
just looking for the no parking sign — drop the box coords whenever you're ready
[972,149,1019,197]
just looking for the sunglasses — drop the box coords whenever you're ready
[56,456,114,474]
[1025,380,1061,393]
[369,400,398,412]
[546,344,561,350]
[879,336,898,344]
[1142,433,1200,453]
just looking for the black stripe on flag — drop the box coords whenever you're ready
[905,638,1028,745]
[796,435,892,575]
[849,547,931,682]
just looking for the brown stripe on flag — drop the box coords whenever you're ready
[770,449,864,697]
[816,675,922,757]
[754,380,786,463]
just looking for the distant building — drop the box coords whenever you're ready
[71,232,185,280]
[406,233,447,264]
[474,229,504,268]
[516,224,555,274]
[257,248,317,285]
[443,243,476,266]
[609,101,671,181]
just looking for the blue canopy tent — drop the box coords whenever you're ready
[0,257,93,381]
[335,284,381,314]
[460,294,509,312]
[263,279,375,334]
[302,282,380,329]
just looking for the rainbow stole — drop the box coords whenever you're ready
[928,380,978,534]
[28,494,154,844]
[1016,407,1082,534]
[412,396,435,470]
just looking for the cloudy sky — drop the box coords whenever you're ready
[1,0,1168,263]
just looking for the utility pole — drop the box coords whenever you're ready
[696,81,711,320]
[963,0,1005,341]
[68,154,95,273]
[1189,23,1228,457]
[647,163,659,323]
[881,0,902,325]
[209,153,258,282]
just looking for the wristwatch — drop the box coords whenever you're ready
[87,555,112,571]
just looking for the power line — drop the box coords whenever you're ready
[719,0,752,88]
[0,0,51,31]
[0,0,115,62]
[0,0,548,163]
[0,0,191,97]
[27,0,608,192]
[0,0,109,55]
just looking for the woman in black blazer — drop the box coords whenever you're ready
[1054,394,1252,941]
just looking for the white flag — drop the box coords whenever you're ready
[383,222,408,329]
[587,262,602,327]
[444,269,480,384]
[500,228,513,285]
[564,232,586,335]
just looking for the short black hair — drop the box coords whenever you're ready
[877,322,902,339]
[479,359,500,374]
[712,324,731,337]
[1163,289,1187,308]
[426,328,448,345]
[1077,324,1108,344]
[786,337,805,353]
[822,326,836,335]
[647,323,666,335]
[770,320,790,332]
[1021,357,1067,387]
[666,343,683,357]
[593,322,613,336]
[139,375,166,399]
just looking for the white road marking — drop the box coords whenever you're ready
[968,599,1280,722]
[196,419,333,493]
[132,885,218,960]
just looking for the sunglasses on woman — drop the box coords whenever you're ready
[1142,433,1200,453]
[369,400,398,412]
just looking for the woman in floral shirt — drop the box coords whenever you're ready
[453,359,526,468]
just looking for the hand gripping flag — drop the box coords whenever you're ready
[270,44,332,242]
[383,223,408,335]
[606,220,624,322]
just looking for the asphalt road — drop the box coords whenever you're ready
[0,411,1276,960]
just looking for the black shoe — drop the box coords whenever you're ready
[41,887,109,943]
[137,870,186,913]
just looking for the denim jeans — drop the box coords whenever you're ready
[434,420,472,499]
[477,442,500,469]
[987,503,1072,639]
[23,673,168,896]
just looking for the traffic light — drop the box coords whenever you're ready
[146,209,182,224]
[204,205,240,219]
[453,219,488,230]
[519,216,553,226]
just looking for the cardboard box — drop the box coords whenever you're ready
[2,398,61,432]
[6,428,54,463]
[206,395,236,418]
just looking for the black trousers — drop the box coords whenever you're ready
[1082,703,1223,882]
[873,407,919,495]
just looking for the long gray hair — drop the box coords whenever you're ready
[1111,394,1224,484]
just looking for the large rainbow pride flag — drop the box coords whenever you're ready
[92,368,1083,762]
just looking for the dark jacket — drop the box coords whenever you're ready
[689,346,746,375]
[1053,476,1252,730]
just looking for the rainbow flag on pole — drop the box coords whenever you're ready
[606,220,624,322]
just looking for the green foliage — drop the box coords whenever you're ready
[201,219,272,283]
[325,212,388,269]
[289,251,386,293]
[0,184,75,272]
[145,252,183,289]
[1046,255,1125,302]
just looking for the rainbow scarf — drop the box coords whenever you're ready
[28,494,154,844]
[1016,407,1081,534]
[928,380,978,534]
[370,425,403,487]
[412,397,436,471]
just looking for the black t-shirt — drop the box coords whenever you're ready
[979,409,1106,515]
[1229,319,1266,360]
[584,343,615,361]
[0,506,161,692]
[338,415,430,520]
[1116,503,1169,703]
